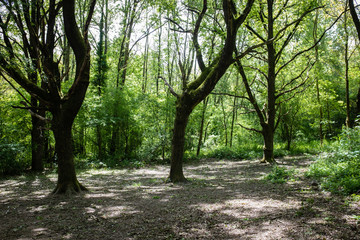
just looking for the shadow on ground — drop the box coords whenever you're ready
[0,156,359,240]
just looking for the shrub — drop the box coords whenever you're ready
[264,165,295,184]
[307,126,360,195]
[0,141,29,175]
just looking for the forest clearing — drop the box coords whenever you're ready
[1,0,360,239]
[1,156,359,240]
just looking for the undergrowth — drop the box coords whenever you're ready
[264,165,296,183]
[307,126,360,195]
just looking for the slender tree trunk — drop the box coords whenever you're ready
[230,94,237,148]
[313,7,324,144]
[169,102,191,182]
[156,16,162,94]
[31,114,45,171]
[220,97,228,146]
[345,2,351,128]
[96,126,103,159]
[196,98,208,156]
[356,86,360,118]
[63,39,71,82]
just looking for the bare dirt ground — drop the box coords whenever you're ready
[0,156,359,240]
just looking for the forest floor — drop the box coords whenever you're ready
[0,155,359,240]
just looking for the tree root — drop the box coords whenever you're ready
[52,180,88,195]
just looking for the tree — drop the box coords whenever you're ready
[349,0,360,119]
[235,0,325,163]
[0,0,96,194]
[0,0,48,171]
[167,0,255,182]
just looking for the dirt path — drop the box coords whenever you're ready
[0,156,359,240]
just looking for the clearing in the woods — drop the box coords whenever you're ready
[1,156,359,240]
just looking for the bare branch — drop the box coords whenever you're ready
[193,0,207,71]
[246,24,266,42]
[211,92,250,100]
[276,61,314,99]
[159,76,179,98]
[12,101,51,123]
[83,0,97,40]
[277,59,313,96]
[235,60,266,125]
[276,11,344,76]
[0,72,32,106]
[233,41,268,62]
[237,122,262,133]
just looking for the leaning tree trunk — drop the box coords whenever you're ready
[169,100,192,183]
[51,112,87,194]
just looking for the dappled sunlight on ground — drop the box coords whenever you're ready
[0,156,359,239]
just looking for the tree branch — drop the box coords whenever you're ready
[193,0,207,71]
[159,76,179,98]
[237,122,262,133]
[349,0,360,41]
[276,11,344,76]
[276,61,314,99]
[211,92,250,100]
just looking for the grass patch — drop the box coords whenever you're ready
[264,165,296,184]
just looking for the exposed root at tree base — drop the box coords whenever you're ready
[260,158,277,165]
[168,175,188,184]
[52,181,88,195]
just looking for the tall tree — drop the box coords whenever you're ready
[349,0,360,119]
[0,0,96,194]
[110,0,142,155]
[236,0,325,163]
[166,0,255,182]
[0,0,47,171]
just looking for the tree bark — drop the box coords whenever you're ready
[262,126,275,163]
[168,0,255,182]
[169,101,191,182]
[196,98,208,156]
[349,0,360,120]
[31,114,45,171]
[262,0,276,164]
[345,2,351,128]
[52,114,87,194]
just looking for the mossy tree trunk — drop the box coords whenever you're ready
[169,98,192,182]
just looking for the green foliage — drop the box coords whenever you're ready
[264,165,295,184]
[0,140,29,175]
[202,144,262,160]
[307,126,360,195]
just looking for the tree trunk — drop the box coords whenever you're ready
[356,86,360,118]
[262,126,275,163]
[263,0,276,164]
[230,94,237,148]
[345,3,351,128]
[96,126,103,159]
[196,98,207,156]
[52,115,87,194]
[169,103,191,183]
[31,115,45,171]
